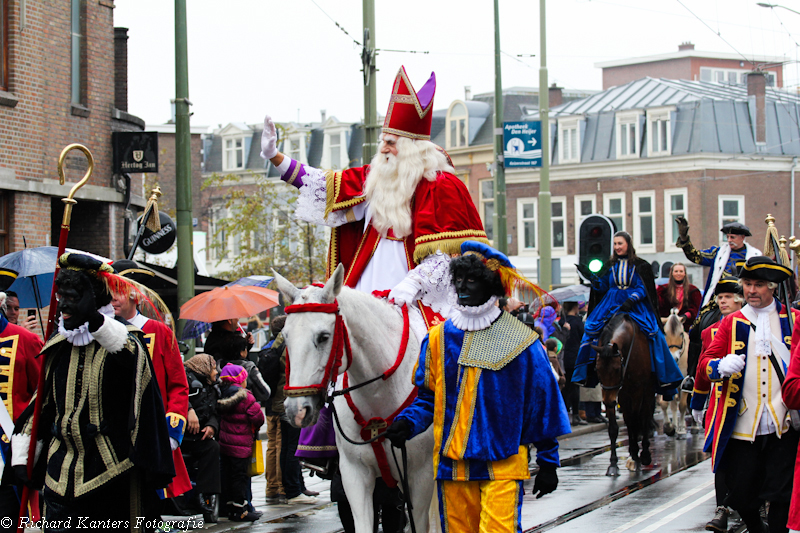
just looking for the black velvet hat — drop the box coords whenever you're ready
[714,274,742,295]
[720,222,752,236]
[738,256,792,283]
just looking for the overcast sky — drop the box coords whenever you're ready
[114,0,800,130]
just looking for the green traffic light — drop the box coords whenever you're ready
[588,259,604,273]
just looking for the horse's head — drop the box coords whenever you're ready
[592,342,624,391]
[664,308,686,363]
[272,264,345,428]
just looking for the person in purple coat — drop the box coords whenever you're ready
[218,364,265,522]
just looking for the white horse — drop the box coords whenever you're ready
[657,309,692,439]
[273,264,435,533]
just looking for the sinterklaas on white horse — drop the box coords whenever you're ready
[273,264,436,533]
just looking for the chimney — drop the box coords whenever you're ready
[748,71,767,145]
[320,109,327,123]
[465,86,472,101]
[678,41,694,51]
[114,28,129,112]
[549,83,563,108]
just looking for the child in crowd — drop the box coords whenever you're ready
[218,364,265,522]
[545,338,566,390]
[220,335,271,405]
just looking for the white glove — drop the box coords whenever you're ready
[717,353,746,378]
[388,276,422,308]
[11,433,43,466]
[260,114,279,160]
[170,437,180,451]
[692,409,705,427]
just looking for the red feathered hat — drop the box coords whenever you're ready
[382,66,436,140]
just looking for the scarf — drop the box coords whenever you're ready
[58,303,115,347]
[702,242,759,307]
[450,295,501,332]
[185,354,217,384]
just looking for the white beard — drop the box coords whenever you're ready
[365,137,454,238]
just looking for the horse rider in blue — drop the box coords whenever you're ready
[675,218,760,390]
[572,231,683,395]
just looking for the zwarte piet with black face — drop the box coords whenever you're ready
[449,254,505,307]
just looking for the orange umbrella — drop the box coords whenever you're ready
[179,285,280,322]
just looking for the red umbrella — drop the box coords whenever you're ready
[179,284,280,322]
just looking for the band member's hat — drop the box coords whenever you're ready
[382,66,436,140]
[737,256,792,283]
[720,222,752,236]
[111,259,156,285]
[0,268,18,293]
[714,274,742,295]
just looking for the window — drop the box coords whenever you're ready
[447,102,468,149]
[558,118,580,163]
[574,194,596,253]
[663,188,687,247]
[70,0,84,105]
[329,133,341,170]
[616,113,640,159]
[0,0,8,92]
[551,196,566,251]
[647,109,671,156]
[289,139,301,161]
[718,195,745,241]
[633,191,656,251]
[603,192,625,232]
[480,179,494,241]
[224,138,245,171]
[700,67,775,87]
[517,199,537,251]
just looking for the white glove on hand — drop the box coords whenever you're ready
[692,409,705,427]
[388,276,422,308]
[717,353,746,378]
[11,433,43,466]
[170,437,180,451]
[260,114,279,160]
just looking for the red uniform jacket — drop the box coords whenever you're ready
[780,315,800,530]
[325,166,488,327]
[139,316,192,498]
[0,321,43,422]
[690,319,722,413]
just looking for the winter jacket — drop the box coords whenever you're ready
[185,369,220,442]
[217,384,265,459]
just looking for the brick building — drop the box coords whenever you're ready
[0,1,146,259]
[596,42,784,90]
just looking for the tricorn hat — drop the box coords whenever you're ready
[737,256,792,283]
[714,274,743,295]
[0,268,18,293]
[382,66,436,140]
[720,221,752,236]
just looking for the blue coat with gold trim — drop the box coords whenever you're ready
[697,301,798,471]
[396,312,571,481]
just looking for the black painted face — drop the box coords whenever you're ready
[454,271,493,307]
[57,277,96,331]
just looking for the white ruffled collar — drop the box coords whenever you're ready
[58,303,115,346]
[450,295,501,331]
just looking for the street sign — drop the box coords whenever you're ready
[503,121,542,168]
[112,131,159,174]
[139,212,176,255]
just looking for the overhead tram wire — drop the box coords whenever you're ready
[675,0,756,68]
[308,0,361,46]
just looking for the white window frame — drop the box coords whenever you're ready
[663,188,688,249]
[479,179,494,243]
[646,108,672,157]
[602,192,626,233]
[616,111,641,160]
[718,195,745,243]
[516,198,538,254]
[558,117,581,163]
[446,101,469,149]
[329,132,343,170]
[551,195,567,254]
[632,190,656,252]
[223,136,246,171]
[574,194,596,255]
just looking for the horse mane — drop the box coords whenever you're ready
[598,314,629,346]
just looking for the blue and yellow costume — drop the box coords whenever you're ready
[572,258,683,392]
[396,312,570,532]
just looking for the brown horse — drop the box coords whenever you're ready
[591,314,657,476]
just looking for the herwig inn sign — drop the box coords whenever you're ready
[112,131,159,174]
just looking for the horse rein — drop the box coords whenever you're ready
[601,322,637,391]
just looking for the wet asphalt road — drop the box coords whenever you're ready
[171,414,740,533]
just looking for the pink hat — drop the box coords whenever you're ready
[220,364,247,385]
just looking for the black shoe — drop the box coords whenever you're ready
[303,488,320,496]
[587,416,607,424]
[705,506,728,532]
[229,509,260,522]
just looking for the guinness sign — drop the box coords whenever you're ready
[112,131,159,173]
[139,212,176,255]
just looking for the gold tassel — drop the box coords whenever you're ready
[779,235,791,267]
[143,186,162,233]
[764,214,780,259]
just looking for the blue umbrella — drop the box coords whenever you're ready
[0,247,110,308]
[181,275,274,340]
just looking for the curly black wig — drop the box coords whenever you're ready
[449,254,506,298]
[55,269,112,309]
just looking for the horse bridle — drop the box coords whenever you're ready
[668,335,685,353]
[600,334,636,391]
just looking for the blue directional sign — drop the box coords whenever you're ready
[503,121,542,168]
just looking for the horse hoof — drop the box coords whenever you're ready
[640,451,652,466]
[665,426,676,437]
[691,427,700,435]
[625,458,636,471]
[606,465,620,476]
[676,432,687,440]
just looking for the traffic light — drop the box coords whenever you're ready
[578,215,616,278]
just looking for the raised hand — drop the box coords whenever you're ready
[260,114,279,160]
[676,216,690,240]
